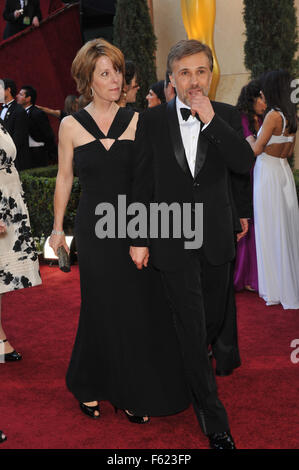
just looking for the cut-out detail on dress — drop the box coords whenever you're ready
[72,109,139,152]
[99,138,116,152]
[118,113,139,141]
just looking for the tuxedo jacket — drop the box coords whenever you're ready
[3,0,42,39]
[2,100,31,170]
[139,98,254,271]
[27,105,57,154]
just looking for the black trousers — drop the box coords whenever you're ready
[160,250,230,435]
[211,259,241,371]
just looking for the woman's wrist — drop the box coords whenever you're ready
[51,229,65,236]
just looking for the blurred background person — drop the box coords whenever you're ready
[0,97,42,362]
[36,95,79,121]
[77,94,91,110]
[16,85,57,167]
[234,79,266,292]
[0,79,30,170]
[247,69,299,309]
[118,60,140,108]
[3,0,42,40]
[164,71,176,103]
[146,80,166,108]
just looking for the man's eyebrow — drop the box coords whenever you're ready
[178,66,208,72]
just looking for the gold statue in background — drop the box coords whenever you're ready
[181,0,220,100]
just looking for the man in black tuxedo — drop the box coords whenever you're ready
[130,40,254,449]
[16,85,57,168]
[1,78,30,170]
[3,0,42,39]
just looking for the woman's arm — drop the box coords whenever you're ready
[36,105,61,119]
[49,117,74,255]
[246,111,278,156]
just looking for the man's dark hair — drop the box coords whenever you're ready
[3,78,17,98]
[167,39,213,73]
[21,85,37,106]
[125,60,136,86]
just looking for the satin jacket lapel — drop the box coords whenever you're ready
[166,99,193,180]
[194,131,208,180]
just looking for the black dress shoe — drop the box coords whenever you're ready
[0,339,22,362]
[208,431,236,449]
[215,368,233,377]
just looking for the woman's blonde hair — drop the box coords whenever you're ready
[71,38,125,100]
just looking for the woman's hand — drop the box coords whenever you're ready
[49,233,69,257]
[0,221,7,234]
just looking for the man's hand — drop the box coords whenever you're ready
[32,16,40,27]
[129,246,149,270]
[190,90,215,124]
[14,10,22,18]
[237,218,249,242]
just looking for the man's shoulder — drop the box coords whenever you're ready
[144,102,167,117]
[9,102,27,117]
[212,101,237,114]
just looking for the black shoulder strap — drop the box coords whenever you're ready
[72,109,104,139]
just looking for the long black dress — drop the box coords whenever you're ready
[66,107,189,416]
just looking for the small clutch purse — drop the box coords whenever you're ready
[57,246,71,273]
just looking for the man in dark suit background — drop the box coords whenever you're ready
[3,0,42,39]
[0,78,30,170]
[16,85,57,168]
[130,40,254,449]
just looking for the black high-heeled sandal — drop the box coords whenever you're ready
[79,402,100,419]
[114,406,150,424]
[0,431,7,443]
[0,339,22,362]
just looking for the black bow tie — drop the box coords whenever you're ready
[180,107,202,124]
[2,104,8,109]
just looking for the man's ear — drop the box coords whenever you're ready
[169,74,176,89]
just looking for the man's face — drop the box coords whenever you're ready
[16,89,30,107]
[170,52,213,106]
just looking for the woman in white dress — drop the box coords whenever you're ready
[0,119,42,361]
[246,70,299,309]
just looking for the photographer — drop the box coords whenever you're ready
[3,0,42,40]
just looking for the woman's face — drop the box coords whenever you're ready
[91,55,123,103]
[253,94,266,116]
[146,89,161,108]
[126,74,140,104]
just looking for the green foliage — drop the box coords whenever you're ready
[243,0,299,78]
[19,166,81,239]
[113,0,157,109]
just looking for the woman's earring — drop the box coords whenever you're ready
[90,87,94,97]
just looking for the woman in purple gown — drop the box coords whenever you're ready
[234,79,266,292]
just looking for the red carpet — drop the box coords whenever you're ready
[0,264,298,449]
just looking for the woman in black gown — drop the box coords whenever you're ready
[50,39,189,421]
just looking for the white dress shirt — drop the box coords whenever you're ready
[176,97,210,177]
[0,99,14,121]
